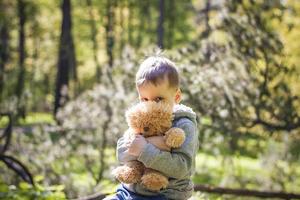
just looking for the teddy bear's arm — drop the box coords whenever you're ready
[137,120,197,179]
[146,136,171,151]
[164,127,185,148]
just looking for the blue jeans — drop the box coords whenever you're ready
[106,184,168,200]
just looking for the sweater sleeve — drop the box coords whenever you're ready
[137,118,198,179]
[116,135,138,164]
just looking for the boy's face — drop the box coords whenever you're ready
[137,78,181,108]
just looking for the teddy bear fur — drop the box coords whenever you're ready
[112,101,186,191]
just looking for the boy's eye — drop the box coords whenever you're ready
[154,97,163,102]
[141,98,148,102]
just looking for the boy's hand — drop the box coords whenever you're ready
[146,136,171,151]
[128,135,147,157]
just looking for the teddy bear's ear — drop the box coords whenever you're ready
[155,102,173,115]
[125,102,147,127]
[125,103,141,117]
[125,106,136,125]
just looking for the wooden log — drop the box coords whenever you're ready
[194,184,300,199]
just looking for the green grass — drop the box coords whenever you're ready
[194,152,261,187]
[17,112,55,125]
[193,152,300,196]
[0,112,55,128]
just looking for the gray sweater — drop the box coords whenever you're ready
[117,104,199,200]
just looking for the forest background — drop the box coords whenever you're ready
[0,0,300,199]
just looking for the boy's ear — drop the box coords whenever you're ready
[175,88,182,104]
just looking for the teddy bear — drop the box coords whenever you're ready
[112,101,186,191]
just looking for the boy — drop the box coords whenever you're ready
[107,56,199,200]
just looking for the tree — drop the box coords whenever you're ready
[105,0,115,68]
[157,0,164,48]
[54,0,77,115]
[0,1,10,102]
[222,0,300,133]
[15,0,26,118]
[165,0,175,48]
[174,0,300,153]
[87,0,102,83]
[136,0,149,48]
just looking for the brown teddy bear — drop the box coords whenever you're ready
[112,101,185,191]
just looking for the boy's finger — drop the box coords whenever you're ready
[125,142,131,147]
[135,135,142,139]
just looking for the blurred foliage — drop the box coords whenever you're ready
[0,176,65,200]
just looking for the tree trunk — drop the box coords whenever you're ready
[0,5,9,102]
[203,0,211,61]
[136,1,148,48]
[87,0,102,83]
[16,0,26,118]
[127,0,133,46]
[105,0,115,68]
[30,19,39,112]
[166,0,175,48]
[96,97,112,183]
[119,0,125,57]
[54,0,76,115]
[157,0,164,49]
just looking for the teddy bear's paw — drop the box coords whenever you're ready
[165,128,185,148]
[112,166,142,184]
[141,171,168,191]
[112,161,144,184]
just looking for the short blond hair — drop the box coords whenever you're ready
[136,56,179,88]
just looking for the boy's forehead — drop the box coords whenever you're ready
[137,80,176,96]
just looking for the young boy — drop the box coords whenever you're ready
[106,56,199,200]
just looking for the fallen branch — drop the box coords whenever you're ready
[72,192,110,200]
[194,184,300,199]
